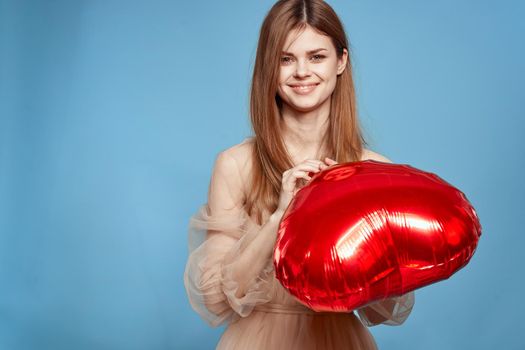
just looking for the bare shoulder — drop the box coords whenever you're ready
[216,137,254,195]
[220,137,254,172]
[360,148,393,163]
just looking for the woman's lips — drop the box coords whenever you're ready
[289,83,319,95]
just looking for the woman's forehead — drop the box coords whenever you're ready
[282,26,333,54]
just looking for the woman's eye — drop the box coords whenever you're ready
[280,55,325,65]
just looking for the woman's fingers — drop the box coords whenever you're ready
[289,162,323,174]
[282,158,338,191]
[293,171,311,181]
[282,169,312,192]
[283,166,319,184]
[306,160,328,170]
[324,157,338,165]
[278,157,338,212]
[289,159,335,180]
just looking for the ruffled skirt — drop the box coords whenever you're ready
[217,304,378,350]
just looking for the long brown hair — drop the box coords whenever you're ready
[246,0,368,224]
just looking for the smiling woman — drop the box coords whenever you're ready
[183,1,414,349]
[277,28,347,112]
[280,48,330,94]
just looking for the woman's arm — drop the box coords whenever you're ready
[206,149,283,299]
[224,211,282,299]
[184,147,281,327]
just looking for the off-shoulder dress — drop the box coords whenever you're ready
[184,138,415,350]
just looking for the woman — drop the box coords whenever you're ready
[184,0,415,349]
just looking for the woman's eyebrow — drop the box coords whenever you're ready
[281,48,328,55]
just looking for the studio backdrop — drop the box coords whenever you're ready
[1,1,524,349]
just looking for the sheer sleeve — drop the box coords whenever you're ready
[183,150,274,327]
[356,291,415,327]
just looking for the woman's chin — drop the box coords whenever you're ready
[287,101,321,113]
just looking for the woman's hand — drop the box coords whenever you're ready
[275,157,338,215]
[324,157,338,166]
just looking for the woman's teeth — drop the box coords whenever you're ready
[291,84,318,94]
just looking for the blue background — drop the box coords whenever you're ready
[1,0,524,349]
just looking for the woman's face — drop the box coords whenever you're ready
[277,25,348,113]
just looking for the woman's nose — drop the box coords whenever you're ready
[294,59,311,77]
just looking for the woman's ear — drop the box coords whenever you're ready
[337,48,348,75]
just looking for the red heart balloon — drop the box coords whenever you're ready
[274,160,482,312]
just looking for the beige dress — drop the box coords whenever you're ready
[184,138,415,349]
[184,202,415,350]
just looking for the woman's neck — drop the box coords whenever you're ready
[280,99,330,164]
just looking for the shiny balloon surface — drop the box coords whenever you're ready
[274,160,482,312]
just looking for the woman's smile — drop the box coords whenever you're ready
[288,82,320,95]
